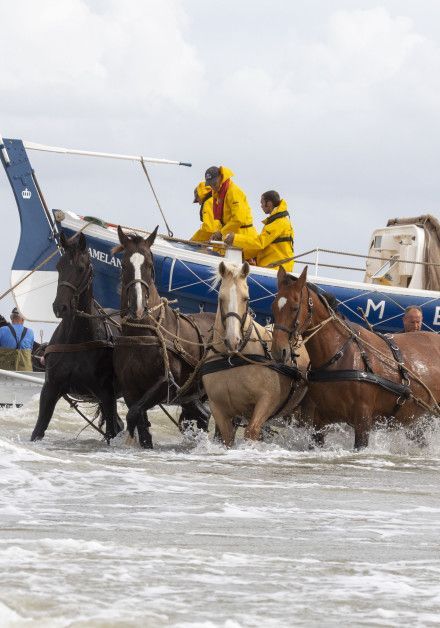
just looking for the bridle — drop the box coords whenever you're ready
[219,297,254,352]
[220,300,249,331]
[58,263,93,313]
[122,262,155,317]
[273,283,314,343]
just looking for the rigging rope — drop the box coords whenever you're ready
[0,220,93,304]
[140,159,174,237]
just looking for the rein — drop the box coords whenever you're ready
[279,284,440,415]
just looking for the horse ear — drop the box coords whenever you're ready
[241,261,250,278]
[277,265,287,288]
[145,226,159,249]
[78,232,87,251]
[296,266,308,291]
[118,225,131,248]
[219,261,227,278]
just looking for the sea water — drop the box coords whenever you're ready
[0,398,439,627]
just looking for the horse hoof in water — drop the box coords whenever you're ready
[30,432,44,442]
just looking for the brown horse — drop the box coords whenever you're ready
[272,266,440,449]
[113,226,215,448]
[201,261,307,447]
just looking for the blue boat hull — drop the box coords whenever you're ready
[2,137,439,333]
[63,227,440,334]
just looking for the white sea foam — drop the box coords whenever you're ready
[0,400,440,625]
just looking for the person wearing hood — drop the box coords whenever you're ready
[190,181,219,242]
[204,166,257,241]
[225,190,294,271]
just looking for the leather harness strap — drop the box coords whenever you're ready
[200,353,302,380]
[115,333,199,368]
[308,369,411,399]
[45,340,114,355]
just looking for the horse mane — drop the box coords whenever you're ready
[307,282,339,312]
[210,261,245,290]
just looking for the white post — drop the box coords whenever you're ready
[0,135,10,165]
[314,248,320,277]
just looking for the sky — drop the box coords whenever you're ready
[1,0,440,333]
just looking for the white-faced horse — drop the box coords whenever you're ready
[201,261,307,446]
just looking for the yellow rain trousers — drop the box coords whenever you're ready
[213,167,257,239]
[233,200,294,271]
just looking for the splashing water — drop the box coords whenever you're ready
[1,397,440,627]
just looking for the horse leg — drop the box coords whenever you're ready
[311,430,325,448]
[301,398,325,449]
[209,401,235,447]
[406,422,428,448]
[98,390,121,442]
[126,377,167,448]
[353,415,372,450]
[180,399,211,432]
[31,383,61,441]
[244,397,276,441]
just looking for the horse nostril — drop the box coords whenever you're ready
[53,303,67,318]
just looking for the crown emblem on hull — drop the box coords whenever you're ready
[22,187,31,199]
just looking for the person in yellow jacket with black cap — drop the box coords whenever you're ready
[204,166,257,241]
[190,181,219,242]
[225,190,294,271]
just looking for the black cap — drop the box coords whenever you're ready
[205,166,220,182]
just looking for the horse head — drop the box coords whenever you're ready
[271,266,310,363]
[217,260,250,353]
[114,225,158,320]
[53,231,92,319]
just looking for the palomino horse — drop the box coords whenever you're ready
[113,226,215,449]
[272,266,440,449]
[31,232,122,441]
[201,261,306,447]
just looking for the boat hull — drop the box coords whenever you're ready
[59,216,440,334]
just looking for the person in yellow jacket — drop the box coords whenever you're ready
[190,181,220,242]
[225,190,294,271]
[204,166,257,241]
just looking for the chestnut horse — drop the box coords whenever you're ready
[113,227,215,448]
[272,266,440,449]
[201,261,306,446]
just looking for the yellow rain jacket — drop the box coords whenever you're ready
[213,167,257,238]
[233,200,294,271]
[190,182,220,242]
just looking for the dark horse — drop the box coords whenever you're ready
[272,266,440,449]
[31,232,122,441]
[113,226,215,448]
